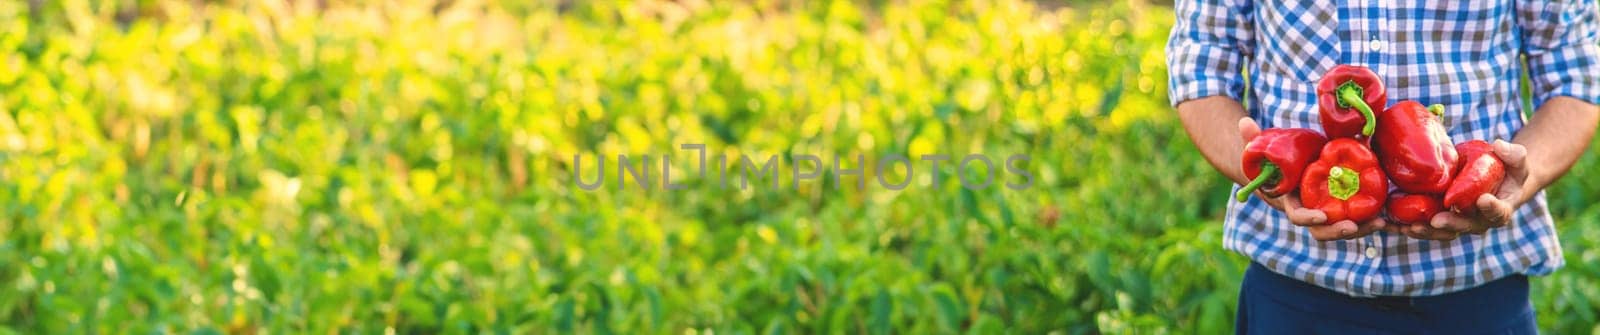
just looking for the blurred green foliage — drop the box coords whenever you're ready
[0,0,1596,333]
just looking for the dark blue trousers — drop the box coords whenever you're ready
[1237,262,1537,335]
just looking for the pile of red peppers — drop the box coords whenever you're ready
[1235,64,1508,226]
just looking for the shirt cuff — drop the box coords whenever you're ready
[1538,83,1600,107]
[1168,77,1245,107]
[1529,42,1600,107]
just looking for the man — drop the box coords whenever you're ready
[1167,1,1600,333]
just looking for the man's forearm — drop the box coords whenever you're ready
[1511,96,1600,204]
[1178,96,1252,185]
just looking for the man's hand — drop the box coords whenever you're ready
[1396,140,1530,240]
[1396,96,1599,240]
[1240,118,1389,241]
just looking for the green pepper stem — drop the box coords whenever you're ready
[1235,163,1281,202]
[1327,166,1360,200]
[1428,104,1446,121]
[1336,82,1377,137]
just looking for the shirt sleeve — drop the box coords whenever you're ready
[1517,0,1600,107]
[1166,0,1255,107]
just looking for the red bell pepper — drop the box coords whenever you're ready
[1316,65,1387,139]
[1374,102,1458,194]
[1300,138,1388,223]
[1235,128,1328,202]
[1444,140,1506,214]
[1387,192,1444,225]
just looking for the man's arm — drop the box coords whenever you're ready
[1168,0,1383,238]
[1177,96,1251,184]
[1514,0,1600,196]
[1511,97,1599,205]
[1167,0,1255,192]
[1179,96,1396,238]
[1514,0,1600,199]
[1412,0,1600,237]
[1418,98,1599,237]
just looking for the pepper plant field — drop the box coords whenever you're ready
[2,0,1599,333]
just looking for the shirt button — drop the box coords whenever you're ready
[1368,39,1384,51]
[1365,247,1379,259]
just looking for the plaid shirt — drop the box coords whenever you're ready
[1168,0,1600,297]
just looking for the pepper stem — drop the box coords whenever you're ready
[1336,82,1377,137]
[1428,104,1446,124]
[1327,166,1360,200]
[1235,163,1281,202]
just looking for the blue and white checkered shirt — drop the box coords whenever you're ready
[1167,0,1600,297]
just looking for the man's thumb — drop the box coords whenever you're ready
[1238,117,1261,143]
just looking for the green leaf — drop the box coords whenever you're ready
[967,314,1004,335]
[554,298,575,332]
[870,290,892,335]
[933,287,964,331]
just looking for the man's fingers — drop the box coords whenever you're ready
[1286,207,1328,226]
[1309,220,1359,241]
[1488,140,1528,202]
[1281,194,1302,209]
[1303,218,1385,241]
[1475,193,1513,228]
[1353,218,1386,236]
[1430,212,1479,233]
[1281,195,1329,226]
[1405,223,1461,241]
[1263,193,1326,226]
[1256,191,1285,211]
[1239,117,1261,143]
[1494,183,1522,201]
[1491,140,1527,172]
